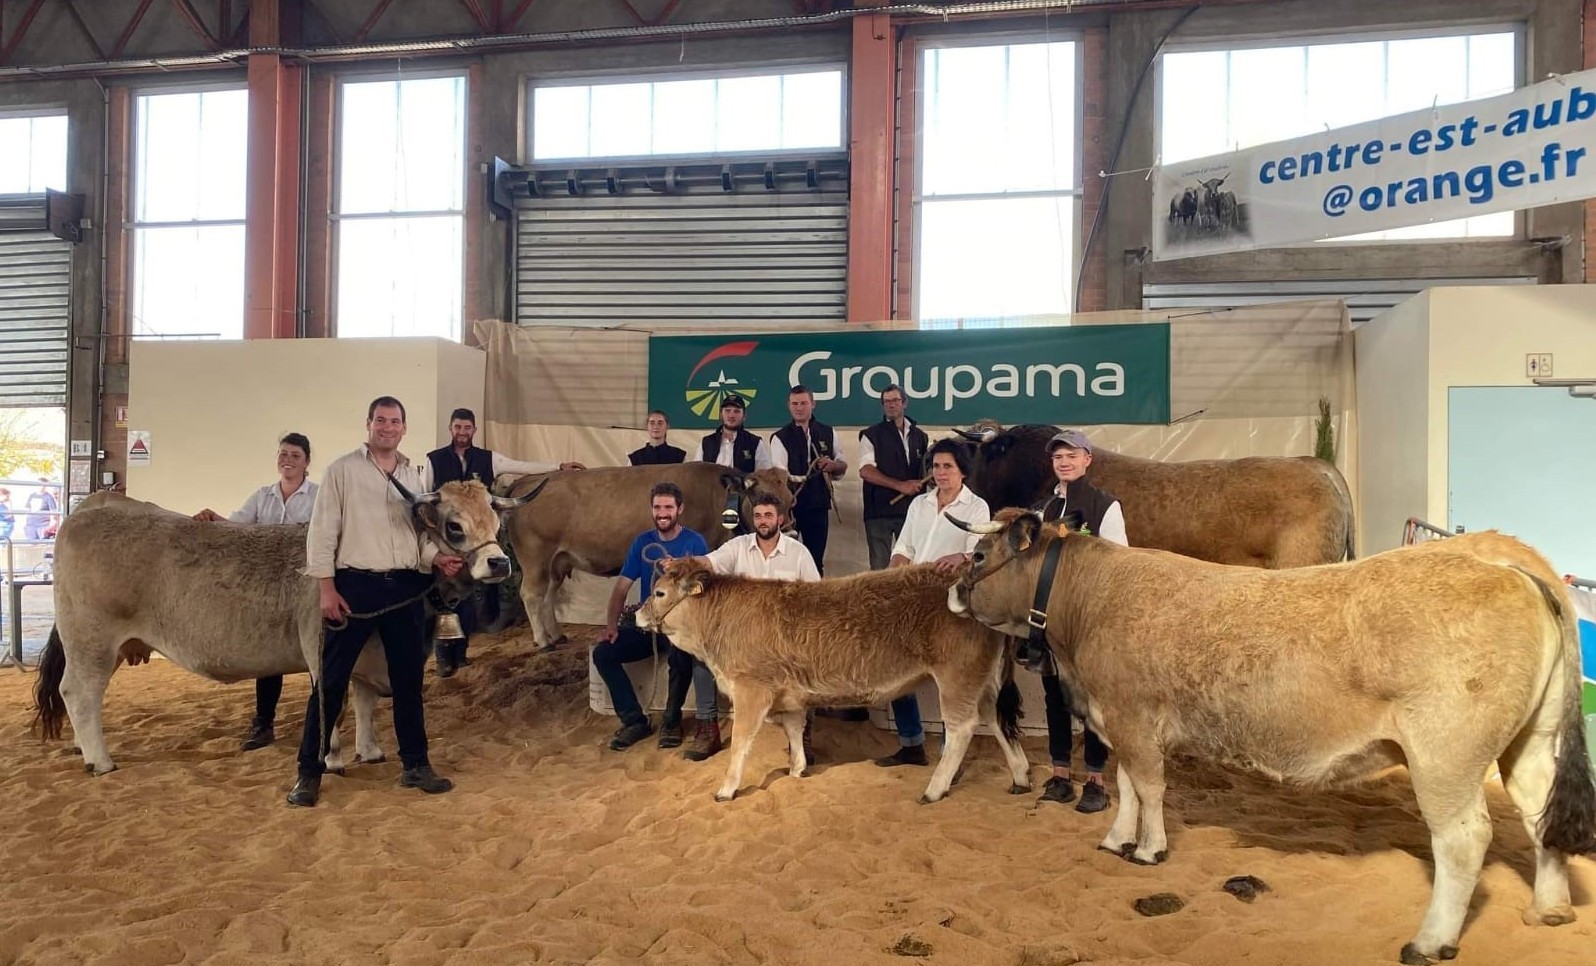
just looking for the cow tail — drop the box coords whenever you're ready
[1519,569,1596,855]
[32,626,68,740]
[996,639,1023,742]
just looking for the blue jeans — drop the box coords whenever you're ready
[592,627,717,727]
[890,694,925,747]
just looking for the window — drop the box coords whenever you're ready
[0,112,67,193]
[336,75,465,340]
[1160,29,1519,240]
[130,88,248,340]
[916,40,1079,326]
[530,68,844,161]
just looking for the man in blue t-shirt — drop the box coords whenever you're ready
[592,481,722,759]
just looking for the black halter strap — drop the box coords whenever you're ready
[1026,534,1066,646]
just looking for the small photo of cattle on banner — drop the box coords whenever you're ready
[1160,166,1253,253]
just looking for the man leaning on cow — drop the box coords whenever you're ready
[877,439,991,768]
[630,409,687,465]
[193,431,317,753]
[769,384,847,575]
[426,406,584,677]
[1026,429,1126,814]
[692,392,773,470]
[702,489,821,759]
[592,481,723,761]
[288,396,461,807]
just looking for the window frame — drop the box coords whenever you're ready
[127,80,250,340]
[911,30,1086,325]
[0,106,69,195]
[1153,20,1528,245]
[330,67,469,341]
[524,61,851,166]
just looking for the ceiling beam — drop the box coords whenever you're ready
[170,0,223,50]
[0,0,47,65]
[110,0,159,60]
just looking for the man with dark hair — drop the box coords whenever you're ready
[288,396,462,807]
[630,410,687,465]
[692,393,773,471]
[858,384,930,570]
[22,478,58,540]
[591,481,721,760]
[1026,428,1126,814]
[426,406,583,676]
[769,385,847,574]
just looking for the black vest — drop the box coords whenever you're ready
[428,445,495,487]
[1032,478,1118,537]
[859,419,929,521]
[773,420,837,510]
[700,428,762,473]
[629,443,686,466]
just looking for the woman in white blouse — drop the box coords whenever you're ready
[875,439,991,768]
[194,432,317,752]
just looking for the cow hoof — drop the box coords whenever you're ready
[918,794,946,805]
[714,790,736,802]
[85,763,117,777]
[1525,905,1576,926]
[1398,938,1449,964]
[327,766,346,776]
[354,754,386,765]
[541,635,569,652]
[1128,850,1168,866]
[1008,783,1031,795]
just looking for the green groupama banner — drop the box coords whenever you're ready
[648,324,1171,429]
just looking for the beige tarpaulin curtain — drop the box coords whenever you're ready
[471,300,1356,623]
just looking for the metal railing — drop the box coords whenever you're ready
[1402,517,1463,545]
[2,535,54,671]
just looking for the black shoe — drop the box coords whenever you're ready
[241,718,275,752]
[286,771,321,807]
[1038,775,1076,805]
[874,745,929,768]
[608,719,654,751]
[657,715,684,749]
[1076,779,1109,813]
[399,765,454,794]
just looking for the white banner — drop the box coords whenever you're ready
[1152,68,1596,259]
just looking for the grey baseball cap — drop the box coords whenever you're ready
[1047,429,1092,454]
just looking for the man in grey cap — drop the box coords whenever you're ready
[1025,428,1126,814]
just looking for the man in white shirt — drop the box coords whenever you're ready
[876,439,991,768]
[703,490,821,757]
[194,432,318,752]
[692,393,774,471]
[1027,429,1126,814]
[289,396,465,808]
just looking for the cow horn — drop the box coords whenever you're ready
[946,514,1003,534]
[491,476,550,511]
[953,427,998,443]
[386,473,438,505]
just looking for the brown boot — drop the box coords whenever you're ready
[683,720,722,761]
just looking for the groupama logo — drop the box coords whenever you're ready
[684,340,760,421]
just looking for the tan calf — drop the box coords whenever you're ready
[639,559,1031,804]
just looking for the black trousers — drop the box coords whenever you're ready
[792,505,831,576]
[591,626,694,727]
[297,568,434,776]
[255,676,283,724]
[1042,671,1110,772]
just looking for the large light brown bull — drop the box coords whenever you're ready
[33,482,530,777]
[638,559,1030,804]
[501,463,792,649]
[956,422,1354,567]
[948,510,1596,964]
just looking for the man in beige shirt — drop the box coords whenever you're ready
[288,396,465,807]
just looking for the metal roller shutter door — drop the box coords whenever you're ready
[0,194,71,407]
[515,187,848,327]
